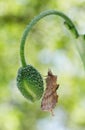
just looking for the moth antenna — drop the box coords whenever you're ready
[48,68,51,72]
[42,75,47,77]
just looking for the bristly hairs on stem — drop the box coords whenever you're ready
[20,10,79,67]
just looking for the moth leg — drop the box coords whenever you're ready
[50,109,54,116]
[56,84,59,90]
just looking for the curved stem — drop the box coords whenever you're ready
[20,10,79,67]
[76,35,85,69]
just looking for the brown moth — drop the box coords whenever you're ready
[41,70,59,115]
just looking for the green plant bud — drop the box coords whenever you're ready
[17,65,44,102]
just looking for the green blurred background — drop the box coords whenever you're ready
[0,0,85,130]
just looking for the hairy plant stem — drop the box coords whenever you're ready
[20,10,79,67]
[76,35,85,69]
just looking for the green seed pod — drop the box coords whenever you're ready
[17,65,44,102]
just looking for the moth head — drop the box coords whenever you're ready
[47,69,57,81]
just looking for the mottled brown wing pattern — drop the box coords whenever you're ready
[41,70,59,115]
